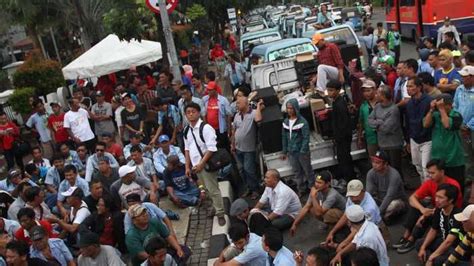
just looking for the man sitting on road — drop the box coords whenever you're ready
[366,150,407,222]
[261,227,296,266]
[251,169,302,231]
[417,184,464,266]
[444,204,474,265]
[290,171,346,235]
[229,198,269,237]
[213,222,267,266]
[311,33,345,92]
[153,134,185,178]
[393,159,463,254]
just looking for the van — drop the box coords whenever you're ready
[250,38,317,63]
[240,29,282,55]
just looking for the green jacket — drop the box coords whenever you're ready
[282,99,310,154]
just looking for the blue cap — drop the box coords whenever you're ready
[158,135,170,143]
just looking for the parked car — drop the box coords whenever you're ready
[250,38,317,63]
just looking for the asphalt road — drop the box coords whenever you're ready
[282,7,421,266]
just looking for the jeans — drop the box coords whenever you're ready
[235,150,259,192]
[316,64,340,92]
[410,139,432,182]
[288,152,314,191]
[174,185,200,206]
[196,168,225,216]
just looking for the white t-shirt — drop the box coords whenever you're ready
[70,201,91,225]
[78,245,126,266]
[117,182,147,205]
[288,118,297,139]
[64,108,95,142]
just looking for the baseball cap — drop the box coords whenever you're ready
[49,102,61,107]
[207,81,218,90]
[128,204,147,218]
[8,169,21,179]
[95,90,105,97]
[78,231,100,247]
[419,48,430,61]
[30,226,47,241]
[121,92,132,99]
[312,33,324,45]
[459,65,474,76]
[436,93,453,105]
[454,204,474,222]
[378,55,395,66]
[452,50,462,57]
[371,150,390,162]
[361,78,376,89]
[316,170,332,183]
[126,193,142,204]
[119,165,136,178]
[61,186,82,198]
[345,205,365,223]
[346,179,364,197]
[230,198,249,216]
[158,135,170,143]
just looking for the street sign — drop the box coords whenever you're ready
[146,0,178,14]
[227,8,237,25]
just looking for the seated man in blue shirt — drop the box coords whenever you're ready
[153,135,185,177]
[164,155,201,208]
[56,165,90,220]
[261,227,296,266]
[214,222,267,266]
[123,132,154,161]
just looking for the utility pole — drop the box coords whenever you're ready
[157,0,181,82]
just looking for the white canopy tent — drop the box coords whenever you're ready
[62,34,162,79]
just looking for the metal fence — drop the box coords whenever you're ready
[0,101,24,125]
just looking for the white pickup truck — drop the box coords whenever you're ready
[251,58,367,178]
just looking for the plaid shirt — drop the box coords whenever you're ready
[138,89,158,121]
[317,42,344,70]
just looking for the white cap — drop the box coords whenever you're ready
[346,179,364,197]
[454,204,474,222]
[61,186,78,197]
[345,205,365,223]
[458,65,474,76]
[119,165,136,178]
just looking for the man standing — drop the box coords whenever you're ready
[26,100,52,153]
[406,77,433,181]
[327,80,355,180]
[224,54,247,90]
[311,33,345,92]
[202,82,233,150]
[454,65,474,201]
[290,171,346,234]
[184,102,226,226]
[357,79,379,156]
[47,102,70,148]
[434,49,462,95]
[178,85,205,129]
[232,95,262,199]
[90,91,115,138]
[366,151,407,221]
[437,17,461,48]
[281,99,312,196]
[64,98,96,152]
[251,169,302,231]
[150,98,181,146]
[423,94,466,192]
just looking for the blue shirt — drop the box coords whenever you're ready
[418,60,434,74]
[123,143,154,160]
[153,145,185,175]
[317,12,332,24]
[224,62,247,86]
[163,167,191,191]
[202,95,233,134]
[157,104,181,128]
[352,220,389,266]
[266,246,296,266]
[234,233,267,266]
[45,167,62,189]
[30,238,73,266]
[434,67,462,95]
[57,176,90,202]
[64,150,84,172]
[0,179,37,193]
[346,192,382,225]
[406,93,433,143]
[127,157,156,181]
[454,84,474,130]
[26,112,51,143]
[124,202,167,233]
[85,152,119,182]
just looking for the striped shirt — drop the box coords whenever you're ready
[445,232,474,265]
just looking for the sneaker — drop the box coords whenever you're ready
[397,240,415,254]
[217,216,226,226]
[391,237,408,249]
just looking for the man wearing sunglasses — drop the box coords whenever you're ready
[85,141,119,182]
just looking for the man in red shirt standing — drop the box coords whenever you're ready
[202,82,232,150]
[394,159,463,254]
[312,33,345,92]
[47,102,70,149]
[378,55,398,92]
[0,112,20,170]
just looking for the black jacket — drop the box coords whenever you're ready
[79,211,126,253]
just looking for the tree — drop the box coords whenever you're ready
[186,4,211,73]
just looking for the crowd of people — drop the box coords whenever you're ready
[0,11,473,266]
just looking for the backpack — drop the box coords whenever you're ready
[183,122,206,142]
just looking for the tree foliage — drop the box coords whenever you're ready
[9,87,35,115]
[13,51,64,96]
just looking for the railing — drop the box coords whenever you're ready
[0,101,24,126]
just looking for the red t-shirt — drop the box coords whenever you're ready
[206,97,220,130]
[15,220,57,245]
[47,113,69,143]
[415,176,463,208]
[106,143,123,159]
[0,122,19,150]
[99,217,116,246]
[229,35,237,50]
[386,70,398,92]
